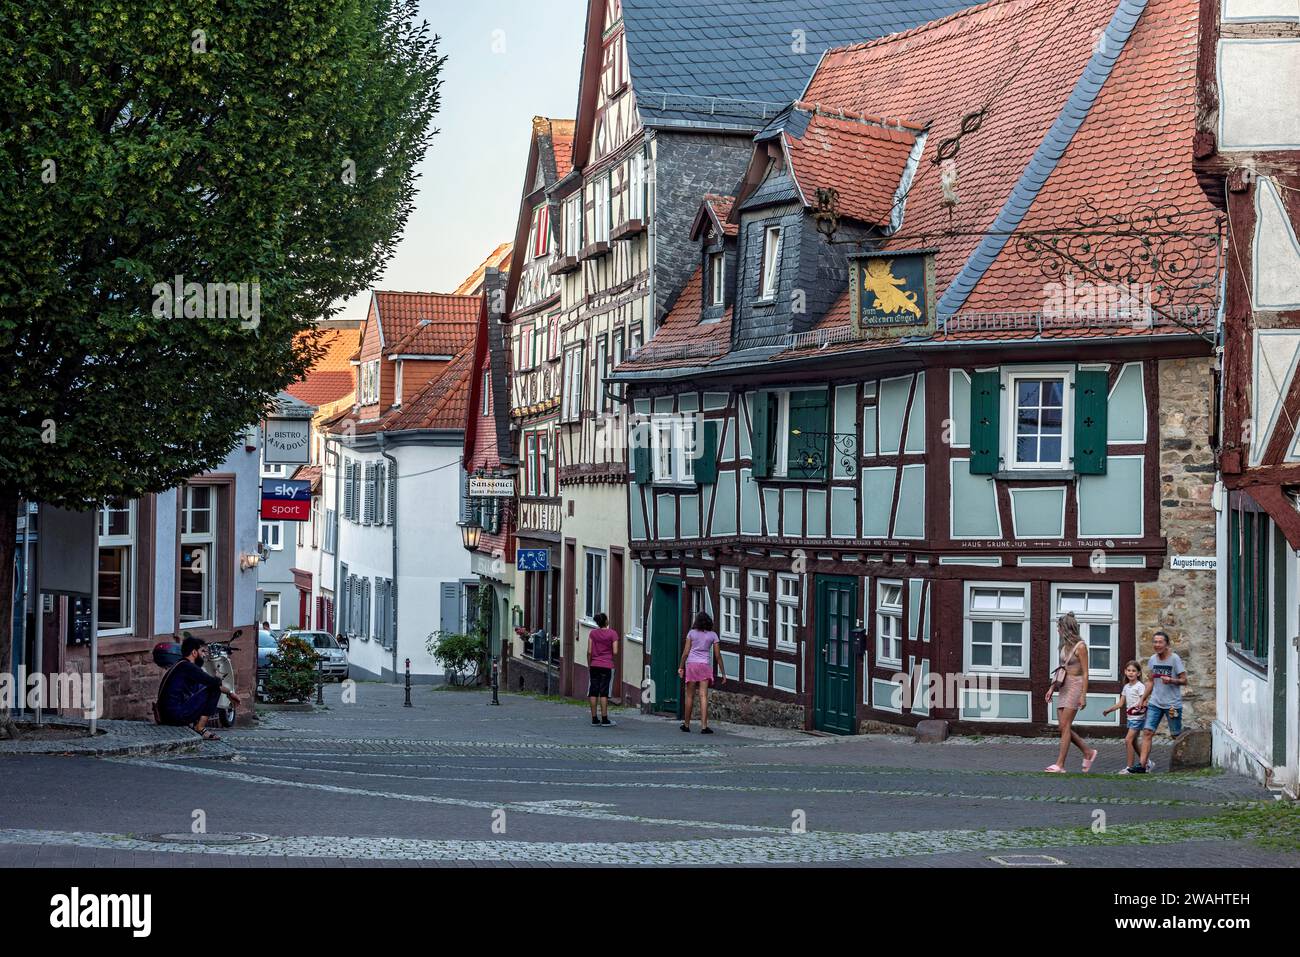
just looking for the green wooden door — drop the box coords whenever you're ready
[814,576,857,734]
[650,578,682,716]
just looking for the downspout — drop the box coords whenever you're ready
[326,437,341,637]
[380,435,398,682]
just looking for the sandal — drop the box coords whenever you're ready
[1043,764,1066,773]
[191,726,221,741]
[1082,748,1098,773]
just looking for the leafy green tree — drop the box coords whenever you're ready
[265,634,321,704]
[0,0,443,736]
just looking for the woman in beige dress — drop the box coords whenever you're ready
[1045,612,1098,773]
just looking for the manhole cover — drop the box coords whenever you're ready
[135,833,270,846]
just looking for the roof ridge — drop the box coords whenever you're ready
[374,289,483,301]
[826,0,1053,58]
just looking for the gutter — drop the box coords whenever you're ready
[380,434,399,682]
[325,437,342,637]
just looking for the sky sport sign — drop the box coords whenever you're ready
[261,479,311,521]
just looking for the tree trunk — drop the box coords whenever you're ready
[0,492,19,739]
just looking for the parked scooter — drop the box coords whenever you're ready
[151,629,243,728]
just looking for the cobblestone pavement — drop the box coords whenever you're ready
[0,682,1294,867]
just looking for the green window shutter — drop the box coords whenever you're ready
[633,441,651,485]
[787,389,830,480]
[751,392,772,478]
[695,419,718,486]
[969,371,1000,475]
[1073,370,1109,475]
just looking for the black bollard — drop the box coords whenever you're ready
[404,657,412,707]
[490,654,500,706]
[316,656,324,705]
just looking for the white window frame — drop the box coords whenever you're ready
[260,521,283,551]
[963,582,1030,677]
[1005,366,1073,471]
[1050,584,1119,680]
[709,251,725,307]
[719,566,741,641]
[180,485,217,629]
[97,498,136,637]
[776,573,800,650]
[628,151,645,221]
[650,414,696,486]
[261,461,286,479]
[264,593,281,631]
[592,175,611,244]
[876,579,904,668]
[596,335,610,413]
[562,346,584,422]
[759,225,782,300]
[564,193,583,256]
[394,359,404,407]
[481,370,491,415]
[531,203,550,259]
[629,561,646,640]
[584,548,607,622]
[746,570,770,647]
[361,359,380,406]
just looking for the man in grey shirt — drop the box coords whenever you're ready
[1132,630,1186,773]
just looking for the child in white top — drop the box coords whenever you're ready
[1104,660,1147,772]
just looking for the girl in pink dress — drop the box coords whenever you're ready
[678,612,727,733]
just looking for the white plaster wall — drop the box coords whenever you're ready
[1218,39,1300,149]
[566,483,633,691]
[1223,0,1300,21]
[153,488,177,635]
[1254,179,1300,310]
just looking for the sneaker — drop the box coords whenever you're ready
[1118,767,1131,774]
[680,723,691,732]
[1146,759,1155,772]
[700,727,714,735]
[591,716,600,726]
[1128,764,1147,774]
[600,716,614,726]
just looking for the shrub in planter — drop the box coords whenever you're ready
[265,634,320,703]
[427,631,487,686]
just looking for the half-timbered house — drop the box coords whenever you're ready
[1196,0,1300,792]
[613,0,1222,734]
[555,0,983,707]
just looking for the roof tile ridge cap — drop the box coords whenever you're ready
[822,0,1044,59]
[793,99,924,134]
[936,0,1151,319]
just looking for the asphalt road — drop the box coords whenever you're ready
[0,682,1293,867]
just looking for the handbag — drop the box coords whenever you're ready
[1050,641,1081,692]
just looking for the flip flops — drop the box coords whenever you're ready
[1043,764,1066,773]
[1082,748,1098,773]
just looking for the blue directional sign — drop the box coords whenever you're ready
[516,548,550,572]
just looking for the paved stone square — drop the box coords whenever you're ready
[0,682,1294,867]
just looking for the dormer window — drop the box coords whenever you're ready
[709,252,725,307]
[759,226,781,300]
[530,204,550,259]
[394,360,404,407]
[360,359,380,406]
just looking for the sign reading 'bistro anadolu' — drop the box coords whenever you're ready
[263,417,311,465]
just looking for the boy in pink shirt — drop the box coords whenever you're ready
[587,612,620,726]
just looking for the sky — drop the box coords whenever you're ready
[337,0,588,319]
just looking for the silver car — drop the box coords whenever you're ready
[282,630,349,681]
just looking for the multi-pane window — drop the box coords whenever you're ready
[596,335,610,413]
[747,571,770,646]
[536,430,551,496]
[360,359,380,405]
[260,521,283,551]
[1228,504,1272,663]
[709,252,725,307]
[97,498,136,635]
[1053,586,1118,678]
[877,581,904,665]
[584,548,606,620]
[264,593,281,631]
[720,567,740,640]
[650,415,695,485]
[180,485,217,627]
[592,175,611,244]
[776,574,800,649]
[627,151,645,221]
[562,347,584,422]
[1010,374,1067,469]
[759,225,781,299]
[530,204,550,259]
[563,194,583,256]
[965,585,1029,675]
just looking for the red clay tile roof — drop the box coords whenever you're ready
[284,327,362,406]
[372,291,481,357]
[772,0,1220,358]
[452,243,513,295]
[549,119,576,181]
[620,268,733,371]
[337,346,475,435]
[703,195,738,237]
[292,465,322,493]
[782,106,921,225]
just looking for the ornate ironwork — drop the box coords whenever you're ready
[1011,200,1223,340]
[789,430,858,478]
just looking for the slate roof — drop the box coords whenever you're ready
[371,291,481,357]
[285,326,362,406]
[779,104,924,225]
[619,267,733,371]
[620,0,983,131]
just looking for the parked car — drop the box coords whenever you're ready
[281,630,349,682]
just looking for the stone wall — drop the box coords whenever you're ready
[705,688,805,730]
[1142,356,1218,724]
